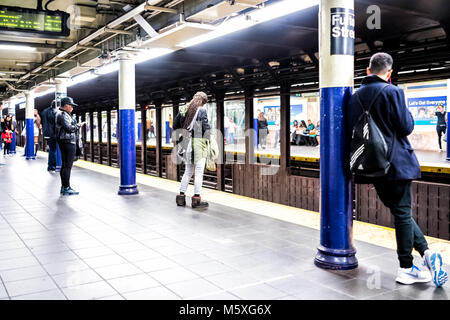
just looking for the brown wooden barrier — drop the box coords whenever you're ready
[232,163,320,212]
[356,182,450,240]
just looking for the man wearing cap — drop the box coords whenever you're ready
[55,97,82,196]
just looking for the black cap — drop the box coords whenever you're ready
[60,96,78,107]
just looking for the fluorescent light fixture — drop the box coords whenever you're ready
[135,48,174,64]
[0,44,36,52]
[35,87,56,98]
[16,62,31,66]
[68,71,98,87]
[96,61,119,75]
[178,0,319,48]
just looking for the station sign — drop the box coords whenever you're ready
[0,5,70,37]
[330,7,355,55]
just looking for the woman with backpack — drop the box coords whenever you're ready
[173,91,211,209]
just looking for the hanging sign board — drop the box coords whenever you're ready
[330,7,355,55]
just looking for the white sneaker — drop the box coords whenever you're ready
[424,250,448,287]
[395,264,432,285]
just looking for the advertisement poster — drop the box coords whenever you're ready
[261,104,305,126]
[290,104,304,125]
[407,96,447,125]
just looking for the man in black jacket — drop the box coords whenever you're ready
[55,97,81,196]
[348,53,447,287]
[41,100,58,172]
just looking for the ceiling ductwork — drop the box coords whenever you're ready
[187,0,267,23]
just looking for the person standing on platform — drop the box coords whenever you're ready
[41,100,58,172]
[32,109,41,156]
[348,52,448,287]
[55,97,82,196]
[257,112,269,150]
[174,91,210,209]
[227,117,237,145]
[1,115,13,156]
[435,104,447,152]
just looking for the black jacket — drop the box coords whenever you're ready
[347,75,421,181]
[258,119,268,132]
[41,106,57,139]
[55,109,79,144]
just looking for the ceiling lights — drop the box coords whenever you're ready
[0,44,36,52]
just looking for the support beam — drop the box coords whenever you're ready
[215,91,225,191]
[89,111,94,162]
[97,109,103,164]
[118,52,138,195]
[244,87,255,165]
[172,99,180,181]
[107,109,112,167]
[279,82,291,172]
[141,108,148,174]
[25,91,35,160]
[155,100,163,177]
[81,113,87,161]
[315,0,357,270]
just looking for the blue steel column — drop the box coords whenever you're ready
[118,52,138,195]
[25,92,35,160]
[314,0,358,270]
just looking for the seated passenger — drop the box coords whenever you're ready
[306,120,318,146]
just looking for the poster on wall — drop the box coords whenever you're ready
[263,106,280,125]
[407,96,447,125]
[290,104,304,125]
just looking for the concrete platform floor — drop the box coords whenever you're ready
[0,151,449,300]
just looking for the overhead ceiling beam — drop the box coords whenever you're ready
[145,5,178,14]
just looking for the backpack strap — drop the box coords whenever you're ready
[355,84,389,114]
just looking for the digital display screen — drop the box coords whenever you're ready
[0,6,69,37]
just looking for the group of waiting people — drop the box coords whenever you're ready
[291,119,320,146]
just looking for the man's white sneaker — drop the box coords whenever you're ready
[424,250,448,287]
[395,264,431,285]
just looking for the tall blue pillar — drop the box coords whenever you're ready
[25,92,35,160]
[118,52,138,195]
[314,0,357,270]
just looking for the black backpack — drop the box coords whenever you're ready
[350,84,395,179]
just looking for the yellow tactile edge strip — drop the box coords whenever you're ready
[70,157,450,264]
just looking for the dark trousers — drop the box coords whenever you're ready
[373,179,429,268]
[58,142,76,188]
[46,138,57,170]
[437,125,446,149]
[3,143,10,154]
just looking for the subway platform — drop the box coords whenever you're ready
[0,150,449,300]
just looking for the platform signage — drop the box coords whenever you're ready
[0,6,69,37]
[407,96,447,125]
[330,7,355,55]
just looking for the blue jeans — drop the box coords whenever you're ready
[46,138,57,171]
